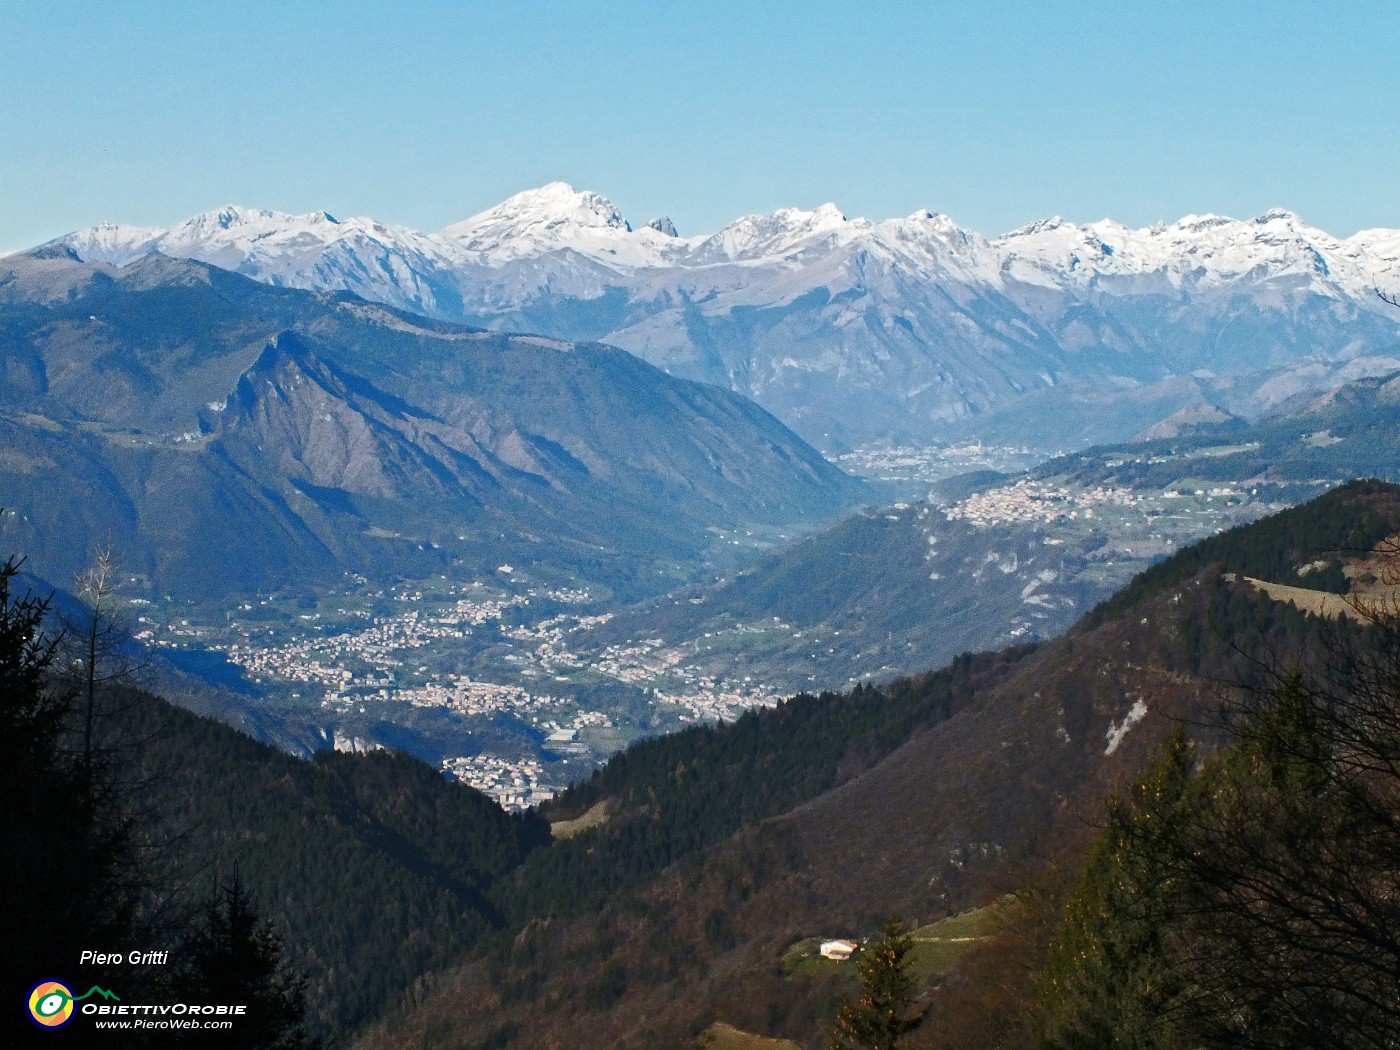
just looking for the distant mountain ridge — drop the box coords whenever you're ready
[0,250,864,600]
[48,184,1400,449]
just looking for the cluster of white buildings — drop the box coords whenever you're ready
[587,631,783,720]
[133,616,208,646]
[834,442,1037,483]
[655,681,782,722]
[216,590,530,688]
[500,612,613,671]
[945,480,1140,528]
[441,754,556,811]
[390,675,564,717]
[592,636,687,684]
[504,614,783,717]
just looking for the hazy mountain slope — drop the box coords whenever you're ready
[586,506,1105,692]
[355,482,1400,1050]
[1042,368,1400,490]
[0,250,865,600]
[774,481,1400,918]
[49,187,1400,450]
[581,373,1400,696]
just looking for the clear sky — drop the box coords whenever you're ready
[4,0,1398,252]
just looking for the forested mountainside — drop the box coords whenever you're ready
[13,483,1397,1048]
[0,249,863,601]
[116,693,548,1034]
[350,481,1400,1048]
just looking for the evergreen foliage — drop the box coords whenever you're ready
[0,555,141,1044]
[125,697,549,1031]
[1040,597,1400,1049]
[507,649,1027,921]
[169,880,315,1049]
[830,916,917,1050]
[1038,732,1196,1050]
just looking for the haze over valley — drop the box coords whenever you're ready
[8,203,1400,808]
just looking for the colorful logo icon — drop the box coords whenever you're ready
[27,981,75,1028]
[26,982,120,1029]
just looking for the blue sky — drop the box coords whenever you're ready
[4,1,1398,251]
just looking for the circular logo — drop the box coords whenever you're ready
[28,980,75,1029]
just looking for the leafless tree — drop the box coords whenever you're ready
[60,544,150,803]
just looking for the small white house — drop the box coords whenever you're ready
[820,939,858,961]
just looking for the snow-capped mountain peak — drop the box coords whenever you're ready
[991,206,1397,297]
[159,205,342,245]
[442,181,630,240]
[66,205,393,269]
[1002,216,1070,239]
[436,182,699,268]
[30,184,1400,456]
[691,202,858,264]
[46,187,1400,331]
[60,222,166,267]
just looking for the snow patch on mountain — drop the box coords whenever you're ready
[53,187,1400,303]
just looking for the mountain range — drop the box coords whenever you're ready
[19,468,1399,1049]
[48,184,1400,450]
[0,248,864,601]
[11,187,1400,1048]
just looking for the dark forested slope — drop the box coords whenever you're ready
[123,694,550,1033]
[356,480,1400,1050]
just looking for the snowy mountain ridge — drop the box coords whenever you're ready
[39,184,1400,450]
[55,183,1400,297]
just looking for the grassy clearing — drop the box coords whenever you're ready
[783,898,1016,985]
[906,897,1012,983]
[1244,577,1369,623]
[697,1021,801,1050]
[549,799,612,840]
[781,936,855,977]
[579,725,635,755]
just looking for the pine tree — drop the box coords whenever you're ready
[170,880,316,1049]
[1038,730,1196,1050]
[0,554,138,1038]
[831,915,918,1050]
[1039,644,1400,1049]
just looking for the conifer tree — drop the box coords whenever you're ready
[1040,633,1400,1050]
[1038,730,1196,1050]
[0,554,138,1035]
[831,915,917,1050]
[171,879,316,1049]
